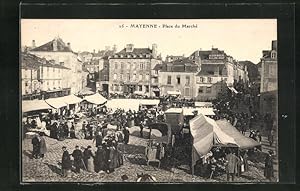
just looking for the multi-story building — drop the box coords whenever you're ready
[97,57,109,93]
[108,44,162,96]
[194,63,229,101]
[190,48,248,87]
[29,37,83,95]
[21,53,70,100]
[260,40,277,116]
[158,58,199,98]
[188,48,249,100]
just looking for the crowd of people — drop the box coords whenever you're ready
[61,131,127,177]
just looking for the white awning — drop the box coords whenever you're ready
[45,97,68,109]
[106,99,140,112]
[84,93,107,105]
[61,94,83,105]
[194,102,213,108]
[167,90,181,95]
[165,108,183,114]
[139,99,160,106]
[22,100,53,113]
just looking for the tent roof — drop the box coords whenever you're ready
[139,99,160,106]
[190,114,260,159]
[165,108,183,114]
[215,120,260,149]
[84,93,107,105]
[61,94,83,105]
[22,100,53,113]
[194,102,213,108]
[45,97,68,109]
[106,99,140,112]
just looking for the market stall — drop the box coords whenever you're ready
[22,99,53,113]
[61,94,83,113]
[190,114,260,175]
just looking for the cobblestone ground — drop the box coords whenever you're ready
[22,130,271,183]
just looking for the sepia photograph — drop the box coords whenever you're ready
[20,19,278,183]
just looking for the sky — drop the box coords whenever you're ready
[21,19,277,64]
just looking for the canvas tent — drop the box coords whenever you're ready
[61,94,82,105]
[22,100,53,113]
[84,93,107,105]
[139,99,160,106]
[45,97,68,109]
[106,99,140,112]
[190,114,260,175]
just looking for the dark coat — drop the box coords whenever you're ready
[31,136,40,154]
[62,151,72,170]
[123,129,129,144]
[94,147,106,172]
[94,134,103,147]
[72,149,83,167]
[264,154,274,179]
[39,137,47,154]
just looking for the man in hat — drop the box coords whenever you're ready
[72,145,84,173]
[61,146,72,177]
[94,145,106,173]
[83,145,95,172]
[264,150,274,180]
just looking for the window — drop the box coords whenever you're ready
[113,73,117,80]
[146,74,150,81]
[120,74,124,80]
[133,74,136,81]
[145,85,149,93]
[206,87,212,93]
[200,77,204,83]
[132,62,136,70]
[176,76,181,84]
[139,74,143,81]
[185,88,190,97]
[186,76,190,85]
[115,62,118,69]
[104,75,108,81]
[127,63,130,70]
[208,77,212,83]
[127,73,130,81]
[167,76,172,84]
[271,52,276,59]
[138,85,142,91]
[121,62,125,70]
[198,86,204,93]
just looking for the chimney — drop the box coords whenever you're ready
[32,40,36,48]
[125,44,134,53]
[67,42,71,50]
[93,49,95,54]
[271,40,277,51]
[152,44,157,58]
[53,39,58,51]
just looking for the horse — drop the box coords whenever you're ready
[136,173,157,182]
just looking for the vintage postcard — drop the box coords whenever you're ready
[21,19,278,183]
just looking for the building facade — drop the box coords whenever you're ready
[108,44,162,96]
[260,40,277,116]
[29,37,83,95]
[21,53,70,100]
[158,58,199,98]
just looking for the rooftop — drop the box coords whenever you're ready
[30,37,73,52]
[159,58,199,73]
